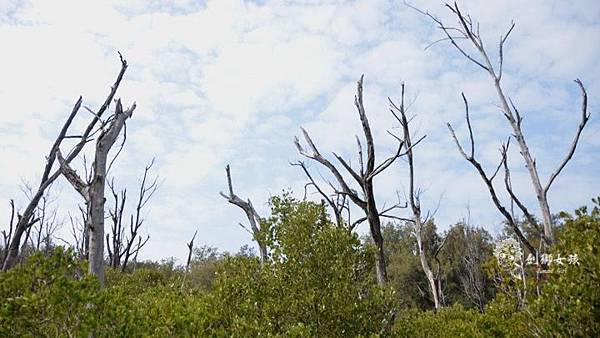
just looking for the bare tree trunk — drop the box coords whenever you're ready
[365,188,388,284]
[88,151,108,283]
[415,219,440,309]
[414,3,591,245]
[390,84,441,309]
[59,98,135,286]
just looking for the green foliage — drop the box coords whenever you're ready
[0,247,99,337]
[383,222,431,309]
[527,197,600,336]
[2,195,598,336]
[393,295,529,337]
[209,193,396,336]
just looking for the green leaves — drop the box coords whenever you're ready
[2,195,598,336]
[208,194,396,336]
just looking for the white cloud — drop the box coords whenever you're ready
[0,0,598,261]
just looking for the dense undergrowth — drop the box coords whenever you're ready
[1,195,598,337]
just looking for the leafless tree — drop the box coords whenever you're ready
[1,98,80,270]
[18,184,61,254]
[30,195,60,254]
[295,76,416,285]
[219,165,268,263]
[2,55,132,271]
[106,160,156,272]
[413,2,591,246]
[57,55,135,286]
[389,83,445,309]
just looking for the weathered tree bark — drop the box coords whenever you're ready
[220,165,268,263]
[415,2,591,245]
[59,99,135,286]
[295,76,416,285]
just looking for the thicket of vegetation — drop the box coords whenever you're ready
[1,3,597,336]
[1,195,598,336]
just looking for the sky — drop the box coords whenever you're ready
[0,0,598,263]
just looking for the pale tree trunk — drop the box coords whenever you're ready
[416,220,440,309]
[415,2,591,246]
[59,99,135,286]
[390,83,441,309]
[89,148,108,284]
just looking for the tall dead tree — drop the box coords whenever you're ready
[219,165,268,263]
[58,95,135,285]
[389,84,443,309]
[2,55,130,271]
[415,2,591,246]
[295,76,415,285]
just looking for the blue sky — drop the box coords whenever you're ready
[1,0,598,262]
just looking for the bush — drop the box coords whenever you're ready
[0,248,99,336]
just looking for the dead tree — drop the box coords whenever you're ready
[219,165,268,263]
[2,55,131,270]
[389,83,444,309]
[1,99,81,270]
[447,95,536,255]
[19,184,61,254]
[295,76,416,285]
[106,160,156,271]
[58,94,135,285]
[414,2,591,245]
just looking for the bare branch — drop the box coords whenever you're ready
[543,79,590,196]
[186,230,198,270]
[291,161,345,228]
[502,144,542,238]
[220,165,267,263]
